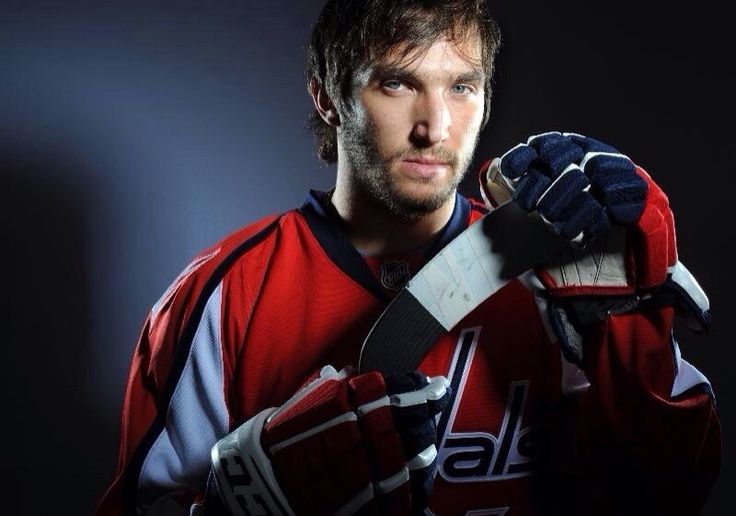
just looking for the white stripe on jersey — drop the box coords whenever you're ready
[671,335,712,399]
[139,282,230,502]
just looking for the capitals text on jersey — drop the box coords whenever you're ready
[437,327,543,483]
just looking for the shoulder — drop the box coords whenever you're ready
[147,209,303,338]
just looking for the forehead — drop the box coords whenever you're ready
[359,35,484,82]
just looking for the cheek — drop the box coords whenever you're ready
[365,89,415,126]
[368,107,411,151]
[455,98,485,145]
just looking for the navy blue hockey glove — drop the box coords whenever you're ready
[480,131,710,364]
[481,130,679,293]
[205,366,450,515]
[493,131,647,244]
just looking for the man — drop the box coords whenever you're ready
[95,1,721,515]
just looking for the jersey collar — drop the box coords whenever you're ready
[298,190,472,303]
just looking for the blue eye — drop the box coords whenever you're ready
[383,80,403,90]
[451,84,472,94]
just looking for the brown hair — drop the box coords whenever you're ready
[307,0,501,163]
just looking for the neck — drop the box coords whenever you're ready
[330,169,456,257]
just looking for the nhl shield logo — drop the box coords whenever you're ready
[380,260,411,290]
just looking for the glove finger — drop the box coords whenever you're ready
[263,372,354,448]
[387,375,450,425]
[583,154,646,224]
[397,424,437,468]
[512,166,552,212]
[397,425,438,515]
[528,132,585,177]
[266,378,370,510]
[499,142,538,180]
[536,167,590,222]
[424,376,452,418]
[384,370,428,394]
[566,132,620,154]
[554,191,609,242]
[349,373,407,478]
[385,373,435,458]
[385,373,449,515]
[348,373,413,514]
[385,375,449,455]
[408,461,437,515]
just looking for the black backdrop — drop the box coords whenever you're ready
[1,1,732,514]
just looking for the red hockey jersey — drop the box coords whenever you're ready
[95,191,721,516]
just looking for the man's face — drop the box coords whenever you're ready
[338,36,486,219]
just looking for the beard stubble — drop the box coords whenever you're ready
[340,113,478,221]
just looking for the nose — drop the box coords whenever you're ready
[411,91,451,147]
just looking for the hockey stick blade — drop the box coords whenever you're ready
[358,201,566,374]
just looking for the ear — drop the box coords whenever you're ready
[309,77,340,127]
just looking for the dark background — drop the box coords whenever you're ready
[1,1,732,514]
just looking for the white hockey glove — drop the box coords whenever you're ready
[480,131,710,363]
[206,365,450,515]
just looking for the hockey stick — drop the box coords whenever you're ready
[357,200,566,374]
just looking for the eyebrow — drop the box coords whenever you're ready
[369,65,485,84]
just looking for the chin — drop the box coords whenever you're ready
[385,182,456,219]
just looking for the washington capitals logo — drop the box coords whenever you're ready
[436,328,543,484]
[380,260,411,290]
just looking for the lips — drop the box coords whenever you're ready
[405,158,450,166]
[401,158,451,179]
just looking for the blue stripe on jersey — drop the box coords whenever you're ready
[298,190,475,303]
[138,282,229,508]
[123,218,281,515]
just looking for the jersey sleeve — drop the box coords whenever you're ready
[94,216,281,516]
[94,260,229,515]
[548,306,721,514]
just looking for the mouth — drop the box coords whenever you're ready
[403,157,451,166]
[400,158,451,179]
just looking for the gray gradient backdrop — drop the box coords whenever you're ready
[1,1,732,514]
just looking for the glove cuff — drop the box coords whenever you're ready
[211,407,296,516]
[647,261,711,333]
